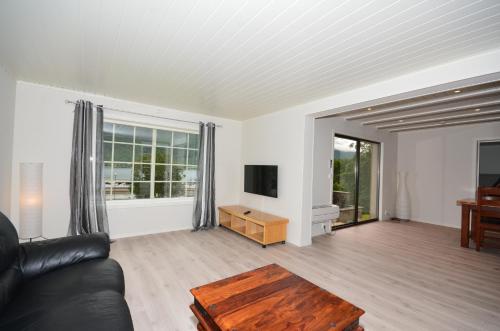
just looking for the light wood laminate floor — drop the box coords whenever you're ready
[110,221,500,331]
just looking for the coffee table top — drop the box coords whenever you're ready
[190,264,364,330]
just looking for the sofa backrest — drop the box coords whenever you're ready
[0,212,22,312]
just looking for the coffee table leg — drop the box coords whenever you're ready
[344,319,363,331]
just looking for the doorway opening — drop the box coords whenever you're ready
[332,134,380,229]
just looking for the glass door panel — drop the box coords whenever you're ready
[358,141,379,222]
[332,137,358,227]
[332,135,380,229]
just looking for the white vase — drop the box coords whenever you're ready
[396,171,411,221]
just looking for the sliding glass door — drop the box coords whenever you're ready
[332,136,358,227]
[332,135,380,228]
[358,141,380,222]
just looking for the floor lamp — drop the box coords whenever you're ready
[19,162,43,242]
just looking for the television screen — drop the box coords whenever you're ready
[244,165,278,198]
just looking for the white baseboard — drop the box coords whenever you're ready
[110,227,192,240]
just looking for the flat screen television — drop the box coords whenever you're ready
[244,165,278,198]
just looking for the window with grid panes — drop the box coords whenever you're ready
[103,122,199,200]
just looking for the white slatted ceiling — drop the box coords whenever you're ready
[1,0,500,119]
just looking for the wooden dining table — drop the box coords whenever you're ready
[457,198,477,248]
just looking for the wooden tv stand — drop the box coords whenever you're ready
[218,205,288,248]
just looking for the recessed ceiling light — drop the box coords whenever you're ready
[474,108,480,112]
[367,107,372,111]
[398,120,403,122]
[454,90,461,93]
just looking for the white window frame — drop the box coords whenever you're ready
[103,118,199,206]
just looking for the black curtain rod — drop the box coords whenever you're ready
[65,100,222,127]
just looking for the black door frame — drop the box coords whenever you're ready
[332,133,381,229]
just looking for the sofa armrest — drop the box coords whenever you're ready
[19,233,110,280]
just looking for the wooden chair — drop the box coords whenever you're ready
[475,187,500,251]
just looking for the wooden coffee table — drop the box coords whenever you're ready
[190,264,364,331]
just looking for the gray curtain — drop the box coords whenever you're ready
[204,123,216,227]
[192,123,205,230]
[192,122,216,231]
[94,106,109,233]
[68,100,109,235]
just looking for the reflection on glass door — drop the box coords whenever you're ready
[358,141,380,222]
[332,137,358,226]
[332,135,380,228]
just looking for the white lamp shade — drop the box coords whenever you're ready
[19,162,43,239]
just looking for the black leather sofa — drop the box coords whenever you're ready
[0,212,134,330]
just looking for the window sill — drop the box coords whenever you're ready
[107,197,194,209]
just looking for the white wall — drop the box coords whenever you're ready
[240,107,307,246]
[10,82,242,239]
[240,48,500,247]
[312,117,398,219]
[0,66,16,217]
[397,122,500,228]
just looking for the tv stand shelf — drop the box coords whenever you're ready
[218,205,288,248]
